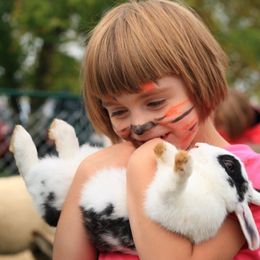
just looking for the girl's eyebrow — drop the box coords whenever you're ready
[102,85,171,107]
[101,97,118,108]
[138,86,170,99]
[101,101,112,108]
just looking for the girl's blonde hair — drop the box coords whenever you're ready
[82,0,228,143]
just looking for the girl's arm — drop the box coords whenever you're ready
[127,139,246,260]
[53,161,97,260]
[53,141,135,260]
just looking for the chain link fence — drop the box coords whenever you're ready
[0,88,104,177]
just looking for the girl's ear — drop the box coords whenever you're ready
[235,203,260,250]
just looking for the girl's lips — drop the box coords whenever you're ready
[131,133,171,147]
[161,132,171,140]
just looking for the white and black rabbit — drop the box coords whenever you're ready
[10,119,260,254]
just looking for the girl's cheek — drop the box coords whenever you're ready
[163,112,199,149]
[163,99,190,118]
[111,121,131,139]
[167,118,198,137]
[178,122,198,148]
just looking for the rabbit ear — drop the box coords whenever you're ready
[235,203,260,250]
[249,189,260,206]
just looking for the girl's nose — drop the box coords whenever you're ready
[129,110,156,135]
[130,121,156,135]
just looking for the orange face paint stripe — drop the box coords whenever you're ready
[159,106,193,126]
[183,118,197,131]
[180,121,199,146]
[164,99,190,117]
[140,82,156,92]
[180,130,194,147]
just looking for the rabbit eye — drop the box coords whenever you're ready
[217,154,239,175]
[223,159,235,172]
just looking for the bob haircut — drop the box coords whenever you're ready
[82,0,228,143]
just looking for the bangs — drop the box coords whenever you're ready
[83,2,181,99]
[82,0,228,142]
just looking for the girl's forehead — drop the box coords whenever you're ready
[140,82,157,92]
[102,84,160,105]
[101,76,187,105]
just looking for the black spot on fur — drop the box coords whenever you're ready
[43,204,60,226]
[218,155,248,202]
[41,180,46,186]
[80,203,135,253]
[226,177,234,187]
[42,192,60,226]
[47,192,55,202]
[102,203,114,216]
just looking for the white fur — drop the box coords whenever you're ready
[10,120,99,216]
[10,119,260,252]
[145,143,228,243]
[80,167,128,218]
[145,142,260,248]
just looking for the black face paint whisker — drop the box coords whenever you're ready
[188,122,197,131]
[154,115,166,122]
[170,107,194,123]
[154,107,194,125]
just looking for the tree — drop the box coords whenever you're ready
[0,0,259,100]
[186,0,260,98]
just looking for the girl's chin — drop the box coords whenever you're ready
[163,133,193,150]
[162,132,177,145]
[128,132,193,149]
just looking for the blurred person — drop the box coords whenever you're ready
[214,89,260,152]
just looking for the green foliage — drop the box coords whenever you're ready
[0,0,259,99]
[186,0,260,98]
[0,1,24,89]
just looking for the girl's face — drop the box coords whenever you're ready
[102,76,200,150]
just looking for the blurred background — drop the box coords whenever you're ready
[0,0,259,259]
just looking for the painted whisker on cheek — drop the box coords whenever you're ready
[179,130,195,148]
[113,120,160,139]
[164,99,190,117]
[170,107,194,123]
[188,122,198,131]
[113,125,131,139]
[159,107,194,126]
[183,118,198,131]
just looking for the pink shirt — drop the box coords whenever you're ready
[99,144,260,260]
[227,145,260,259]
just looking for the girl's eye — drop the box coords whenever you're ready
[147,99,166,108]
[110,109,128,118]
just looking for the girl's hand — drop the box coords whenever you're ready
[53,141,136,260]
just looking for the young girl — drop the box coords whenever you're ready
[53,1,260,259]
